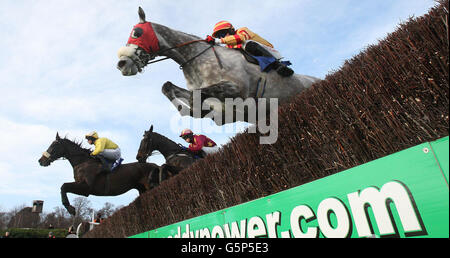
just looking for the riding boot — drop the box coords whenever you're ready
[111,158,124,171]
[244,41,274,58]
[97,156,112,173]
[273,62,295,77]
[244,41,294,77]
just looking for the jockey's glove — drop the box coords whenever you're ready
[205,35,221,45]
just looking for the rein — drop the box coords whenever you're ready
[145,39,221,69]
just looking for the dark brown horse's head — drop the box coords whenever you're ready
[136,125,154,163]
[38,133,66,167]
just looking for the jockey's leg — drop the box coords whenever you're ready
[100,148,121,161]
[100,148,123,171]
[202,146,220,155]
[96,155,112,172]
[244,41,294,77]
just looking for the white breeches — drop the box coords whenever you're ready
[99,148,121,161]
[202,146,220,155]
[243,40,283,59]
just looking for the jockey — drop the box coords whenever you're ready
[205,21,294,77]
[85,131,123,172]
[94,213,104,224]
[180,129,219,157]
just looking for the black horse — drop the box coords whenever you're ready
[136,125,198,183]
[38,133,160,215]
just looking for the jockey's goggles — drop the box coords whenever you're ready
[215,29,229,39]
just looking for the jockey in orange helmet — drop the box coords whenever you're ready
[180,129,219,157]
[205,21,294,77]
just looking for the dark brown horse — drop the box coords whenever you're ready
[38,133,160,215]
[136,125,197,183]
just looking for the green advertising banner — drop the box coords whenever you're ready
[132,137,449,238]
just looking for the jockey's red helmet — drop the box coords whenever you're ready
[212,21,234,38]
[180,129,194,137]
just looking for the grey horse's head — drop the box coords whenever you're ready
[117,45,141,76]
[117,7,157,76]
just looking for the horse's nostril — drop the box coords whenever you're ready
[118,60,127,68]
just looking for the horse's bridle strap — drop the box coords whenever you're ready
[166,153,190,162]
[43,151,51,159]
[151,40,212,69]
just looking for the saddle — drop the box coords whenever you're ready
[176,144,205,160]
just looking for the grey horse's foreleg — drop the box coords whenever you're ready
[161,81,242,125]
[197,82,242,101]
[162,81,193,116]
[162,80,242,101]
[61,182,90,215]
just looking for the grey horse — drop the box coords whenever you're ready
[117,7,320,125]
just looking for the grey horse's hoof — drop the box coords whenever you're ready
[161,81,174,96]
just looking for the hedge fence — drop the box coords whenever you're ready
[85,0,449,238]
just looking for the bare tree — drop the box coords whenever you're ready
[71,197,92,226]
[96,202,116,218]
[6,204,26,228]
[40,206,72,229]
[0,205,8,230]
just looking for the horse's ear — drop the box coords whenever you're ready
[149,125,153,132]
[138,6,146,23]
[56,132,61,140]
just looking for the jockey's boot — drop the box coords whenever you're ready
[111,158,124,171]
[245,41,273,58]
[244,41,294,77]
[97,156,112,173]
[274,62,294,77]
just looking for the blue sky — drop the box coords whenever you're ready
[0,0,437,214]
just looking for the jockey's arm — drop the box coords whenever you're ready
[189,136,205,152]
[220,28,252,47]
[91,138,106,155]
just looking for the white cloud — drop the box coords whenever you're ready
[0,118,73,206]
[0,117,55,157]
